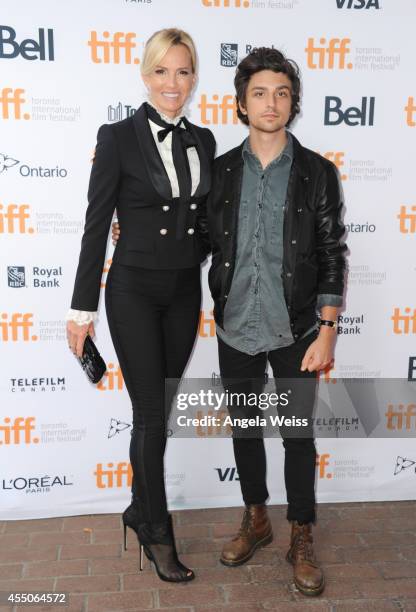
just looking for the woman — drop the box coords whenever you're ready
[66,28,215,583]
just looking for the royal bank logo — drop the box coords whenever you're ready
[108,418,131,438]
[220,43,238,67]
[394,456,416,476]
[7,266,25,288]
[107,102,137,122]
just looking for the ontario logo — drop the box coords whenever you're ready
[0,152,68,178]
[394,456,416,476]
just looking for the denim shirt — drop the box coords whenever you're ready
[216,133,296,355]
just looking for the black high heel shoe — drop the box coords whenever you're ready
[122,506,194,583]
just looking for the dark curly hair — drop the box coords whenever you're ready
[234,47,301,127]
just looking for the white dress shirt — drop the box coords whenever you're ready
[66,106,201,326]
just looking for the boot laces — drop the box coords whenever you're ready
[293,529,315,563]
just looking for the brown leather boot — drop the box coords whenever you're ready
[286,521,325,596]
[220,504,273,567]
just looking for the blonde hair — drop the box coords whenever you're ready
[141,28,197,76]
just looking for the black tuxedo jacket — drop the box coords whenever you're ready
[71,103,216,311]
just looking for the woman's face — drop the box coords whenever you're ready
[143,44,196,118]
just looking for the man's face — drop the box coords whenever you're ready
[239,70,293,133]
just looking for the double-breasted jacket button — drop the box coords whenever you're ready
[224,262,230,267]
[190,203,197,210]
[286,272,292,277]
[162,205,170,212]
[187,228,195,235]
[291,239,296,245]
[160,228,168,235]
[224,230,229,235]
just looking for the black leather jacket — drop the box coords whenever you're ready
[205,134,347,340]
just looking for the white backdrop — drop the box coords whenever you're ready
[1,0,416,519]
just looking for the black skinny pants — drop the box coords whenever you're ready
[105,263,201,524]
[218,332,318,524]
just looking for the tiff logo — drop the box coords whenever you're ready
[97,363,124,391]
[107,102,136,122]
[386,404,416,430]
[0,204,34,233]
[198,95,237,125]
[316,453,332,478]
[391,308,416,335]
[0,313,37,341]
[88,31,140,64]
[320,152,347,180]
[0,26,54,61]
[305,38,352,70]
[199,310,215,337]
[397,205,416,234]
[324,96,375,126]
[0,88,30,120]
[94,461,132,488]
[405,97,416,127]
[0,417,39,445]
[202,0,250,6]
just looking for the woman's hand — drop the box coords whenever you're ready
[112,221,120,245]
[66,321,95,358]
[300,326,336,372]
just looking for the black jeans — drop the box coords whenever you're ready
[105,263,201,523]
[218,332,318,524]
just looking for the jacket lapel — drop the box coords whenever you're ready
[182,117,211,197]
[133,104,172,200]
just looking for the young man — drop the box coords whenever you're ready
[206,47,346,597]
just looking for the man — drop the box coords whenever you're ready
[206,47,346,597]
[112,46,346,596]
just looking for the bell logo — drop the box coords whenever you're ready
[199,310,215,338]
[0,26,54,61]
[320,152,347,180]
[397,205,416,234]
[385,404,416,430]
[0,313,37,341]
[405,97,416,127]
[198,95,238,125]
[101,258,113,288]
[336,0,380,8]
[316,453,332,478]
[88,31,140,64]
[97,363,124,391]
[94,461,132,488]
[305,38,352,70]
[0,88,30,119]
[391,308,416,335]
[0,417,39,445]
[324,96,375,126]
[202,0,250,7]
[0,204,34,234]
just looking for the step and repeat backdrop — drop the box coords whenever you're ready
[1,0,415,519]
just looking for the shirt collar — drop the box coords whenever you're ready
[146,99,183,126]
[242,130,293,166]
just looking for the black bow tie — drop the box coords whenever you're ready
[157,119,197,148]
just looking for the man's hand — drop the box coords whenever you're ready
[112,221,120,245]
[300,326,336,372]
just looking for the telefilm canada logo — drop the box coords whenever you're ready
[10,376,66,393]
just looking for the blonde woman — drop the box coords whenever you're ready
[66,29,215,582]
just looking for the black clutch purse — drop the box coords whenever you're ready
[78,335,106,384]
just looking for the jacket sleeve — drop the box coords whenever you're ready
[315,161,348,298]
[70,124,120,311]
[195,129,216,257]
